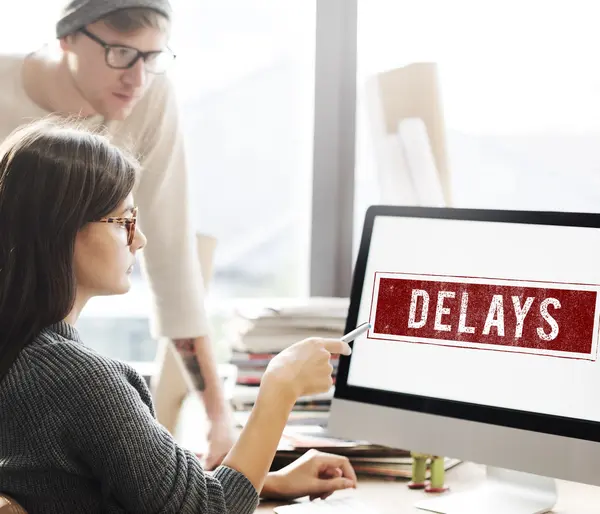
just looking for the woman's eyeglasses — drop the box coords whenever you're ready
[97,207,138,246]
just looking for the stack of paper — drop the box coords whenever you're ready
[225,296,349,354]
[224,297,348,387]
[224,297,349,428]
[274,426,462,479]
[232,388,334,425]
[232,414,461,479]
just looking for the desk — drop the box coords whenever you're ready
[174,395,600,513]
[256,462,600,513]
[172,367,600,513]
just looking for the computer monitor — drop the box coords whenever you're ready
[328,205,600,514]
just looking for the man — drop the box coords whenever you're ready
[0,0,234,469]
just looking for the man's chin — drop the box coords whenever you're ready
[100,107,133,122]
[97,99,137,121]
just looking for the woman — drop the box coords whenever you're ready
[0,118,356,513]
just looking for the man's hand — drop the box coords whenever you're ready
[261,449,357,501]
[173,337,236,470]
[200,416,237,470]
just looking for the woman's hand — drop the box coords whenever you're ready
[220,338,350,494]
[262,338,352,401]
[262,449,358,501]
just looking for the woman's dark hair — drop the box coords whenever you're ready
[0,117,139,375]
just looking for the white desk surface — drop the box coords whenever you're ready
[175,392,600,513]
[256,461,600,513]
[173,356,600,513]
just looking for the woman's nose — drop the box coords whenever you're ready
[132,227,147,252]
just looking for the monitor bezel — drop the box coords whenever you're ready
[334,205,600,443]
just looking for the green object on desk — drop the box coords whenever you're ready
[408,451,449,493]
[427,456,448,492]
[408,452,429,489]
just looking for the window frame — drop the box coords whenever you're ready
[310,0,358,298]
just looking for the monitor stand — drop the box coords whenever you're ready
[413,466,557,514]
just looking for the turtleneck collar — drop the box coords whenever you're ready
[46,320,83,343]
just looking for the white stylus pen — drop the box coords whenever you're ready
[340,322,371,343]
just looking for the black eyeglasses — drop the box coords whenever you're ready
[79,28,175,75]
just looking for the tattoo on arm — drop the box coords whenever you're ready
[173,339,205,391]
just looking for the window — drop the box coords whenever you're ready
[169,0,315,301]
[354,0,600,248]
[1,1,316,362]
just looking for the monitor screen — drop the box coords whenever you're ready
[344,210,600,425]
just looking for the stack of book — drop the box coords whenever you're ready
[230,352,340,390]
[232,389,334,426]
[225,297,349,354]
[223,296,462,480]
[232,415,461,479]
[224,297,349,422]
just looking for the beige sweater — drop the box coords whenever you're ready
[0,53,208,340]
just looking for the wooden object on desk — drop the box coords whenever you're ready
[151,233,217,434]
[256,462,600,513]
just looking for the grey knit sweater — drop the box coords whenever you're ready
[0,322,259,513]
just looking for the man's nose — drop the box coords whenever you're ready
[121,58,146,89]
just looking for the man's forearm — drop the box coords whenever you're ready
[173,336,230,420]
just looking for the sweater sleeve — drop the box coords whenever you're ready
[59,355,259,514]
[133,76,209,340]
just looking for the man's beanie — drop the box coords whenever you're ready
[56,0,172,38]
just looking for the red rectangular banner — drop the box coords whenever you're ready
[368,273,600,361]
